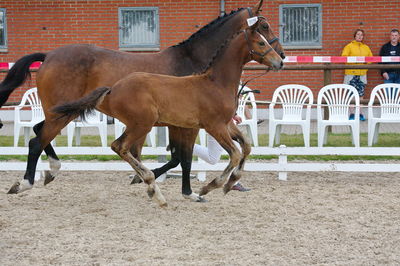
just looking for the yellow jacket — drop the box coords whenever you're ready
[341,40,373,76]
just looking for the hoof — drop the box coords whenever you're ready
[130,174,143,184]
[7,180,32,194]
[199,186,208,196]
[43,171,55,186]
[7,182,21,194]
[223,184,232,195]
[183,193,207,202]
[147,188,155,198]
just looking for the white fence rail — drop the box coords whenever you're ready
[1,146,399,181]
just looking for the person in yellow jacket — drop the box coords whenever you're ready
[341,29,373,121]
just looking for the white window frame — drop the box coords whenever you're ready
[0,8,7,50]
[118,7,160,51]
[279,4,322,49]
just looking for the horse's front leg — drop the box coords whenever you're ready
[177,128,206,202]
[199,126,241,196]
[223,122,251,194]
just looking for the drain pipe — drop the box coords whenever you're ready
[220,0,225,16]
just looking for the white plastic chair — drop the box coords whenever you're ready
[14,87,44,146]
[317,84,360,147]
[269,84,313,147]
[114,118,158,147]
[237,85,259,146]
[368,83,400,146]
[67,111,108,147]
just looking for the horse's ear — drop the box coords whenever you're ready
[250,19,260,32]
[251,0,264,15]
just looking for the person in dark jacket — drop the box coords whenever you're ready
[379,29,400,83]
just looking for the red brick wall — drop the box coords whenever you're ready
[237,0,400,102]
[1,0,399,103]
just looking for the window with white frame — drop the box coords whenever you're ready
[118,7,159,50]
[0,8,7,49]
[279,4,322,48]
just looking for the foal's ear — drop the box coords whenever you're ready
[252,0,264,15]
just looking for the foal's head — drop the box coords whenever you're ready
[257,16,285,59]
[244,21,284,70]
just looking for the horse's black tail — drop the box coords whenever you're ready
[0,52,47,107]
[52,87,111,121]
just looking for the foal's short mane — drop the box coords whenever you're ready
[171,8,245,48]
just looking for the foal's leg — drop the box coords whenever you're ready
[32,121,61,185]
[8,117,71,194]
[130,132,182,184]
[223,123,251,194]
[199,127,242,196]
[111,129,167,207]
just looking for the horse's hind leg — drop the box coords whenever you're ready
[111,129,167,207]
[32,121,61,185]
[223,123,251,194]
[199,127,241,196]
[129,134,181,184]
[8,118,70,194]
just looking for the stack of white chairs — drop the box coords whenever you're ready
[14,87,45,146]
[317,84,360,147]
[269,84,313,147]
[368,83,400,146]
[237,85,259,146]
[67,111,108,147]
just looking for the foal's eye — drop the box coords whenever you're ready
[259,41,266,46]
[262,24,269,30]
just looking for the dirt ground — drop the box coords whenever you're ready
[1,167,400,265]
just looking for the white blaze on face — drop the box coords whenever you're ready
[259,33,269,45]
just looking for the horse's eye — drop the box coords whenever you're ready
[262,24,269,30]
[259,41,266,46]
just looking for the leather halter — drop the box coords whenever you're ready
[257,16,280,46]
[245,12,280,46]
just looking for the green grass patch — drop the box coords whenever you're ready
[1,133,399,161]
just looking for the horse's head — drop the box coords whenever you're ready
[257,16,285,59]
[244,20,283,71]
[244,0,285,59]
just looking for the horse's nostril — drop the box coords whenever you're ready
[280,52,286,59]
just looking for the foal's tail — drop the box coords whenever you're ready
[52,87,111,121]
[0,53,47,107]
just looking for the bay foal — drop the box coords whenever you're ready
[52,22,283,206]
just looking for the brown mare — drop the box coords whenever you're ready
[52,21,283,206]
[1,0,284,199]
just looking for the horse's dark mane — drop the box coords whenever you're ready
[171,8,245,48]
[198,30,244,74]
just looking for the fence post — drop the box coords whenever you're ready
[278,145,288,181]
